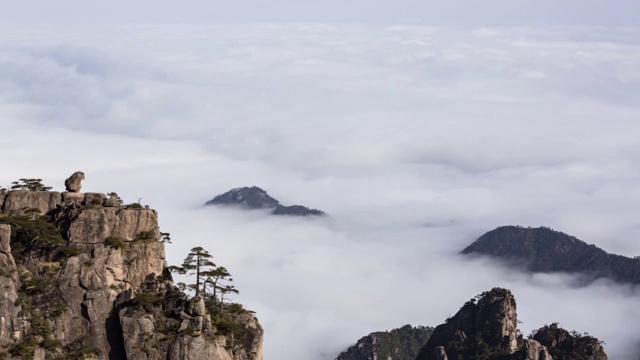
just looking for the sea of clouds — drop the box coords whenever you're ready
[1,24,640,359]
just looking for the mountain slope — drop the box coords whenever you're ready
[462,226,640,284]
[336,325,434,360]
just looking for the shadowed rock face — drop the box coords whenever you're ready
[462,226,640,285]
[335,324,434,360]
[532,324,607,360]
[0,185,264,360]
[414,288,607,360]
[206,186,325,216]
[416,288,519,360]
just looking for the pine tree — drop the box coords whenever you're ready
[178,247,216,296]
[10,178,52,191]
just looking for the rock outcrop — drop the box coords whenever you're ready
[462,226,640,285]
[416,288,519,360]
[3,190,63,215]
[205,186,325,216]
[0,176,263,360]
[519,340,552,360]
[415,288,607,360]
[336,324,434,360]
[65,171,85,192]
[532,323,607,360]
[116,278,263,360]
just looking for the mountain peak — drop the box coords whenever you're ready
[205,186,325,216]
[462,225,640,285]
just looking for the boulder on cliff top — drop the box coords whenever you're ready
[64,171,85,192]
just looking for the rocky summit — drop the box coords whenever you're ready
[415,288,607,360]
[205,186,325,216]
[0,174,263,360]
[462,226,640,285]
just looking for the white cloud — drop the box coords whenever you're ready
[1,24,640,359]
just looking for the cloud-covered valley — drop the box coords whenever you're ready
[1,24,640,359]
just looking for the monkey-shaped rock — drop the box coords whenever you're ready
[64,171,85,192]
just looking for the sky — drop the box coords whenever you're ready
[0,0,638,26]
[0,5,640,360]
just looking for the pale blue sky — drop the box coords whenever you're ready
[0,0,637,25]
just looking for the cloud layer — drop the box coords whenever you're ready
[1,24,640,359]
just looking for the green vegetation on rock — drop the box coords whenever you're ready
[9,178,52,192]
[463,225,640,285]
[0,215,77,262]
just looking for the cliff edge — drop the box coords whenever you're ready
[0,174,263,360]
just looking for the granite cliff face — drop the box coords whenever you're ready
[415,288,607,360]
[336,325,434,360]
[415,288,520,360]
[0,176,263,360]
[462,226,640,285]
[206,186,325,216]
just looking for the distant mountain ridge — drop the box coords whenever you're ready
[205,186,324,216]
[462,225,640,285]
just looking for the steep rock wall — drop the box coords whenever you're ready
[0,187,263,360]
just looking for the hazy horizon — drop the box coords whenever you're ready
[0,1,639,26]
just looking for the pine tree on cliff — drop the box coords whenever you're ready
[10,178,52,191]
[203,266,233,300]
[169,247,239,305]
[179,247,216,296]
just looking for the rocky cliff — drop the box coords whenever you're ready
[531,324,607,360]
[336,324,434,360]
[0,175,263,360]
[462,226,640,285]
[415,288,607,360]
[205,187,324,216]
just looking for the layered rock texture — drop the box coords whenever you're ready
[462,226,640,285]
[0,182,263,359]
[206,186,324,216]
[336,324,434,360]
[415,288,607,360]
